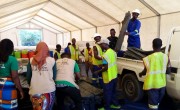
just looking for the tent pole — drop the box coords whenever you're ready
[16,27,19,46]
[56,33,57,44]
[62,33,64,47]
[70,31,72,40]
[42,29,44,42]
[81,29,82,41]
[157,16,161,37]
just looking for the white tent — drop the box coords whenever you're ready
[0,0,180,50]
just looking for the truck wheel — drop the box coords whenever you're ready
[122,74,143,102]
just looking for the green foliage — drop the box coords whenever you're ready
[19,29,42,46]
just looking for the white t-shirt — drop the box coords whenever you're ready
[56,58,79,89]
[29,57,56,95]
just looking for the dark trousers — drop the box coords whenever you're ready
[56,87,83,110]
[148,87,166,110]
[92,65,104,88]
[103,78,119,110]
[85,61,92,77]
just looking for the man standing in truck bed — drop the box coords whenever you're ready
[139,38,170,110]
[107,28,118,50]
[125,9,141,48]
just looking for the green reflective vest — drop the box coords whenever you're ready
[54,50,61,59]
[84,48,92,62]
[69,45,79,60]
[143,52,168,90]
[102,48,118,83]
[92,44,103,65]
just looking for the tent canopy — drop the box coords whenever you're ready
[0,0,180,33]
[1,0,180,50]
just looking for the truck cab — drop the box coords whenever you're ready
[117,27,180,101]
[166,27,180,100]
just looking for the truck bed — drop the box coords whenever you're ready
[117,57,145,82]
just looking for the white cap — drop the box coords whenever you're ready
[93,33,101,38]
[132,9,140,14]
[99,38,109,44]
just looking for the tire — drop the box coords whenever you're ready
[122,74,143,102]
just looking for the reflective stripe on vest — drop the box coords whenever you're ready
[143,52,168,90]
[91,78,97,80]
[134,29,139,35]
[102,49,118,83]
[85,48,92,62]
[148,104,158,109]
[69,45,79,60]
[54,50,61,59]
[92,44,103,65]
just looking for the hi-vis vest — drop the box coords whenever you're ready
[143,52,168,90]
[84,48,92,62]
[92,44,103,65]
[102,49,118,83]
[54,50,61,59]
[69,45,79,61]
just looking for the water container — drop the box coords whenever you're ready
[21,50,28,58]
[49,51,53,57]
[21,50,28,54]
[28,51,35,59]
[14,51,21,58]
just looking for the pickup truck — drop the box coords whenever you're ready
[117,27,180,101]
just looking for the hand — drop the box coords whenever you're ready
[124,32,130,35]
[94,70,99,74]
[20,91,24,99]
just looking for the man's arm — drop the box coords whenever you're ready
[74,62,81,80]
[166,58,171,74]
[94,64,108,74]
[26,62,32,85]
[129,21,141,36]
[54,53,58,61]
[81,49,85,56]
[93,46,102,60]
[67,47,71,56]
[94,59,108,74]
[53,62,57,80]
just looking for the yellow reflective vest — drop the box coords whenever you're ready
[54,50,61,59]
[102,48,118,83]
[84,48,92,63]
[143,52,168,90]
[69,45,79,61]
[92,44,103,65]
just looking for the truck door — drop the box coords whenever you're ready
[166,31,180,100]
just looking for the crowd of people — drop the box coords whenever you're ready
[0,9,171,110]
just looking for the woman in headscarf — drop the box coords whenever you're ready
[27,42,56,110]
[0,39,24,109]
